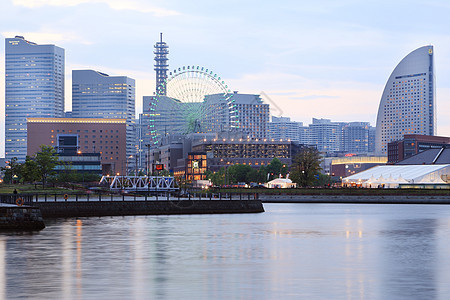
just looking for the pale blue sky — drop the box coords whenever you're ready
[1,0,450,156]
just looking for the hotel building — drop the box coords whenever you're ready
[375,45,436,155]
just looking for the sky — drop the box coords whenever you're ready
[1,0,450,157]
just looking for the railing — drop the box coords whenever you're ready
[0,192,259,205]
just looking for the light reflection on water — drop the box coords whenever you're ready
[1,203,450,299]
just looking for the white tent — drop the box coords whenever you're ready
[265,178,297,189]
[343,164,450,188]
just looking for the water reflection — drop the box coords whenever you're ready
[381,218,438,299]
[0,204,449,299]
[0,239,5,300]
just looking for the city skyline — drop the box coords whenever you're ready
[1,0,450,157]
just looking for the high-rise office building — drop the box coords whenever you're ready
[5,36,64,161]
[72,70,136,159]
[375,45,435,155]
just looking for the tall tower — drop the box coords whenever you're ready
[154,33,169,95]
[5,36,65,162]
[375,45,435,155]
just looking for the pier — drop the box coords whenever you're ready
[0,193,264,218]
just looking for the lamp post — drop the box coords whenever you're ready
[135,154,139,176]
[145,144,151,176]
[126,155,133,175]
[77,150,84,186]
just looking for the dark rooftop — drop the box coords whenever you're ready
[396,145,450,165]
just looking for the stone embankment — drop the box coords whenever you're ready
[260,194,450,204]
[0,204,46,230]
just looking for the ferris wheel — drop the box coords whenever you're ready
[149,66,239,144]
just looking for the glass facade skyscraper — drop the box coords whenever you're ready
[375,45,435,155]
[5,36,64,161]
[72,70,136,159]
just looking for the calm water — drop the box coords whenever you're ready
[1,203,450,299]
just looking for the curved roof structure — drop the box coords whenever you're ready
[375,46,436,156]
[343,164,449,188]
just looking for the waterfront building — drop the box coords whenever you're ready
[308,118,342,153]
[375,45,436,155]
[268,116,303,142]
[72,70,136,160]
[342,122,370,154]
[190,137,300,171]
[299,125,311,145]
[232,93,269,139]
[147,132,303,179]
[27,118,127,175]
[5,36,65,162]
[299,118,375,155]
[330,156,387,177]
[387,134,450,164]
[368,126,376,153]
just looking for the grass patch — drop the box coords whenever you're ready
[0,184,73,195]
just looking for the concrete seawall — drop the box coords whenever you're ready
[34,200,265,218]
[260,194,450,204]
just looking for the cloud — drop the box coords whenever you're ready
[12,0,180,16]
[2,31,93,45]
[291,95,339,100]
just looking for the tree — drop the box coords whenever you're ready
[206,168,226,186]
[21,156,40,185]
[34,145,59,188]
[266,158,288,181]
[227,164,253,183]
[290,146,322,187]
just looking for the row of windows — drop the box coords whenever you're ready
[51,129,120,133]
